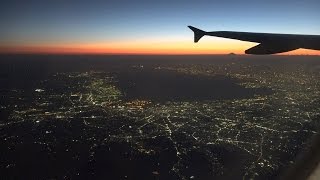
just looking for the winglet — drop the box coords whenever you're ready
[188,26,206,43]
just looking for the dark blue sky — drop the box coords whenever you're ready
[0,0,319,54]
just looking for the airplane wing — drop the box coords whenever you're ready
[188,26,320,55]
[245,43,299,55]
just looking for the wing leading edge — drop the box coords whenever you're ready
[188,25,320,55]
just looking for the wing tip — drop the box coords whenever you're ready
[188,25,206,43]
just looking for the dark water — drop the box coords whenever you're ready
[116,69,272,102]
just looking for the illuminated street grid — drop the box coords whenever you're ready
[1,60,320,179]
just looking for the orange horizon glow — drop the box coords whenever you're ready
[1,40,320,55]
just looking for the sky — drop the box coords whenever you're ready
[0,0,319,55]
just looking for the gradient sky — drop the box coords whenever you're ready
[0,0,319,55]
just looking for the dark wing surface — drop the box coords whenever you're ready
[188,26,320,55]
[245,43,299,55]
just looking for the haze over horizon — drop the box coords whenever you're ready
[0,0,320,55]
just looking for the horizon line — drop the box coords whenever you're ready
[0,52,319,56]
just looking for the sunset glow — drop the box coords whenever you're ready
[0,1,319,55]
[1,41,319,55]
